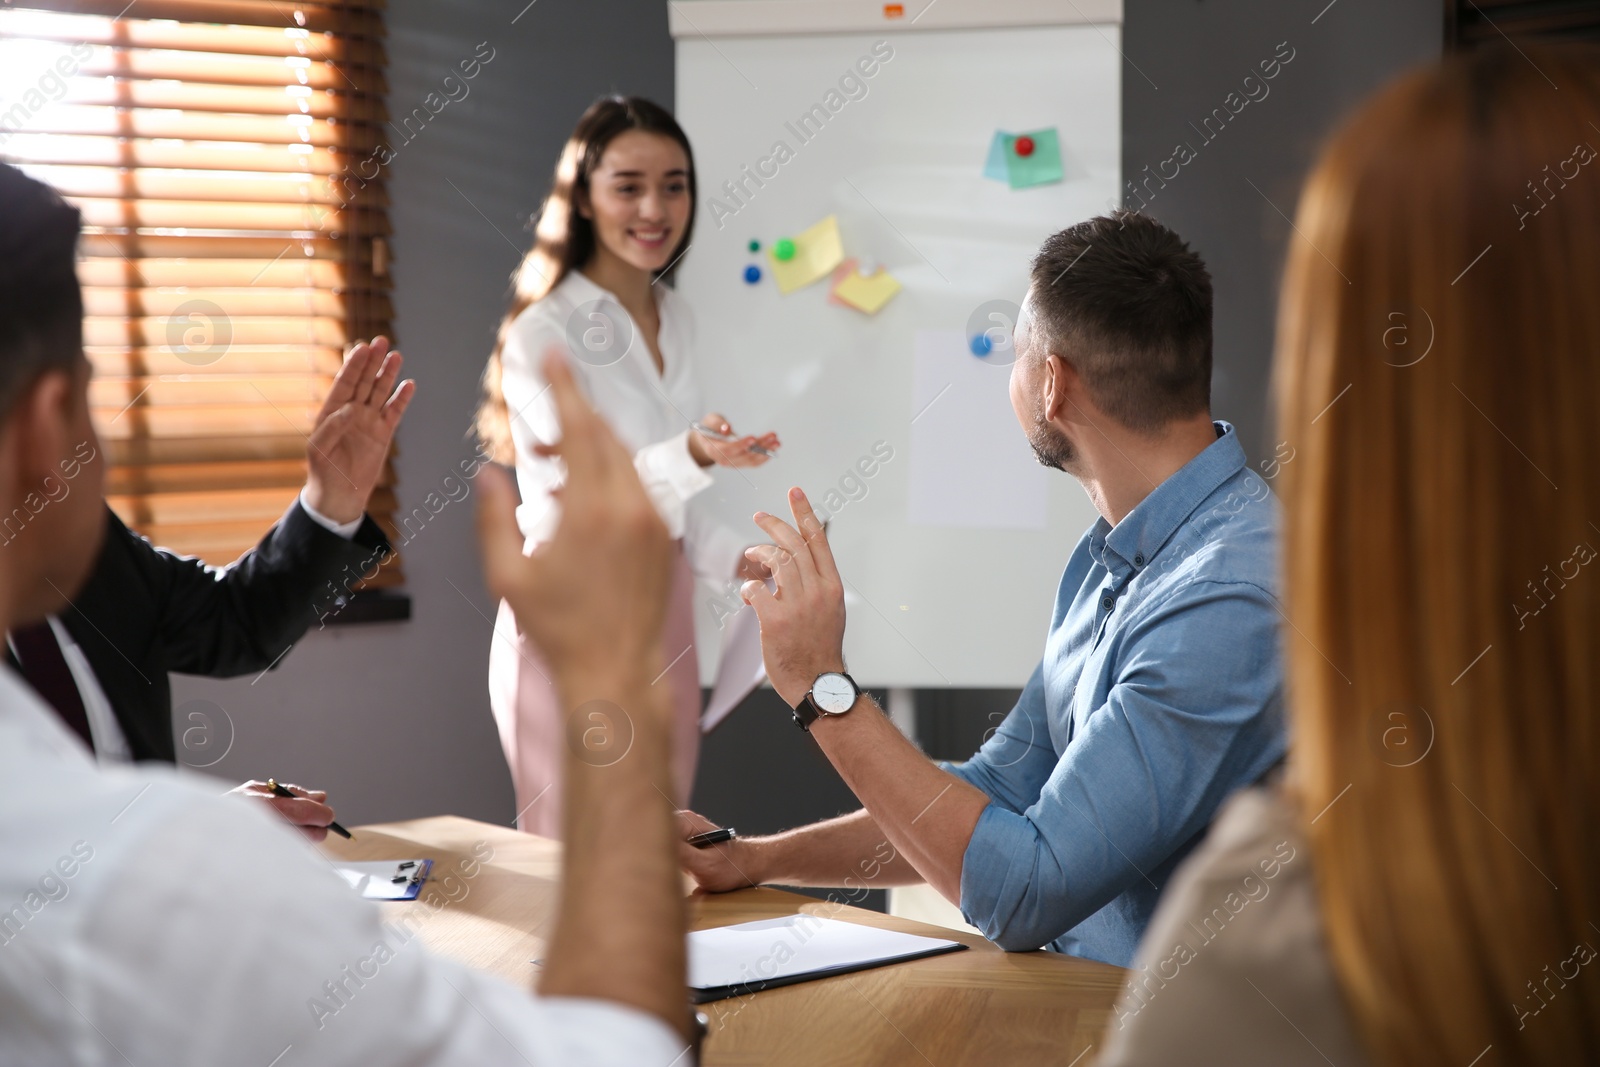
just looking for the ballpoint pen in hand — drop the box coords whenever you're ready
[692,421,775,457]
[267,778,352,839]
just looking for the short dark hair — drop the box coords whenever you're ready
[1028,211,1212,433]
[0,164,85,418]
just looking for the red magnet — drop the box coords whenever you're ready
[1014,136,1035,157]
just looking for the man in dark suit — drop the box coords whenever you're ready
[7,294,414,839]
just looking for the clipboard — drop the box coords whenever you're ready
[687,916,967,1003]
[333,859,433,901]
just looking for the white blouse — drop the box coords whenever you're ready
[499,270,746,584]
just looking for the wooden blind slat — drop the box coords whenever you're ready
[84,317,349,348]
[83,290,393,322]
[81,234,362,260]
[71,54,387,94]
[74,201,386,237]
[4,2,401,581]
[0,11,385,65]
[58,80,388,123]
[88,346,346,377]
[3,136,349,176]
[96,404,317,439]
[78,259,355,289]
[84,288,352,318]
[106,458,394,495]
[41,168,388,209]
[90,376,336,409]
[105,435,310,466]
[12,1,384,36]
[22,106,382,150]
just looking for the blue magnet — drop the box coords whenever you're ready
[743,264,762,284]
[969,333,993,357]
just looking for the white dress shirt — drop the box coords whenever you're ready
[0,667,686,1066]
[500,270,746,582]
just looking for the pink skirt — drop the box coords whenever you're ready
[488,542,702,838]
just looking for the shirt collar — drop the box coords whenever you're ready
[1088,421,1247,581]
[556,268,608,305]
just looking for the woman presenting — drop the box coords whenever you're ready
[476,96,778,837]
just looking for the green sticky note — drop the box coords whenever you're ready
[1006,127,1063,189]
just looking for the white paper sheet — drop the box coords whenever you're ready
[701,587,769,734]
[688,915,963,993]
[332,859,430,900]
[907,329,1049,530]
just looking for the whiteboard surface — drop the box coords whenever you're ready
[679,23,1120,687]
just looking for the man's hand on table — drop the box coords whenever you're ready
[677,810,767,893]
[228,779,337,843]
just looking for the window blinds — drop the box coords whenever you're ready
[0,0,402,584]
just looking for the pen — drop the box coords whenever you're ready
[267,778,353,839]
[691,421,775,457]
[687,827,736,848]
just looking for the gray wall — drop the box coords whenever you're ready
[1122,0,1441,465]
[175,0,1441,830]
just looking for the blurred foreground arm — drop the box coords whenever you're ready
[475,350,689,1042]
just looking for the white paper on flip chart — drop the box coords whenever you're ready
[907,330,1049,530]
[701,592,767,733]
[687,915,963,992]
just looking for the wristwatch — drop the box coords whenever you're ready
[793,671,861,731]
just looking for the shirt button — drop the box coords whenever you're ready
[1102,596,1115,611]
[1134,554,1145,567]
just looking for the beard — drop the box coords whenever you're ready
[1026,408,1077,473]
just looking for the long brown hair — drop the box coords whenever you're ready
[1276,43,1600,1065]
[475,96,698,463]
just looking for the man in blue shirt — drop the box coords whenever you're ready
[678,212,1285,967]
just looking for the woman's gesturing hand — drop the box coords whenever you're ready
[688,412,780,469]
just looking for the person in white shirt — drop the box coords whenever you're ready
[475,95,780,837]
[0,163,696,1065]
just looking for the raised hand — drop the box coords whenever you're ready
[304,336,417,525]
[741,487,848,708]
[474,348,674,695]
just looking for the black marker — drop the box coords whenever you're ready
[267,778,352,839]
[687,827,736,848]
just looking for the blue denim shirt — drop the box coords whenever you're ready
[945,422,1285,966]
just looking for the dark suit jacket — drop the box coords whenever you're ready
[58,502,392,762]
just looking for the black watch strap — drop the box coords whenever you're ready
[793,694,822,732]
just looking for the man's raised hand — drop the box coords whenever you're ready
[304,336,416,525]
[741,486,848,708]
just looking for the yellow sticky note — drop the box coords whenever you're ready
[770,215,845,294]
[832,264,902,315]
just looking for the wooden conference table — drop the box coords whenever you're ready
[323,815,1127,1066]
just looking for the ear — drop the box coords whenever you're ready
[9,370,74,493]
[1041,353,1080,424]
[574,184,593,221]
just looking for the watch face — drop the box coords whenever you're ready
[812,673,857,715]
